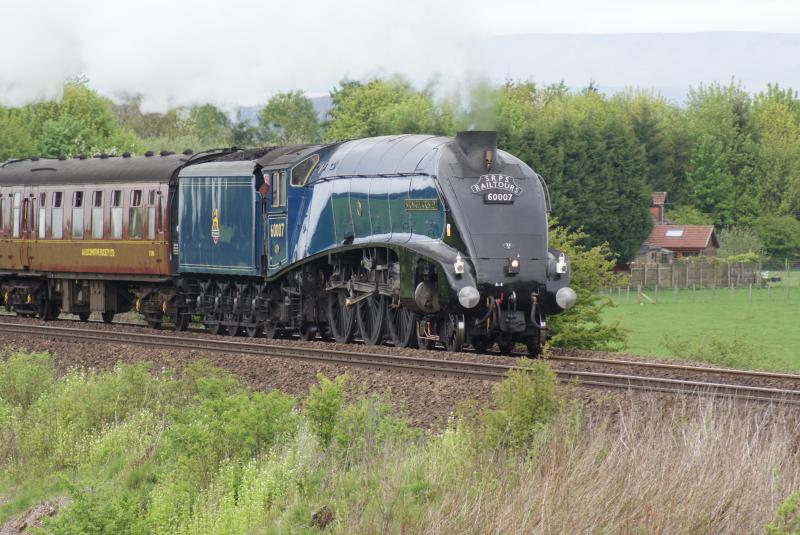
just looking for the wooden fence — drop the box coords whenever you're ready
[628,261,760,289]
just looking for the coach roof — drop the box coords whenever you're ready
[0,153,190,186]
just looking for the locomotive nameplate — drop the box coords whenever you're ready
[404,199,439,211]
[470,174,523,204]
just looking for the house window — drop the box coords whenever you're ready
[129,189,143,239]
[665,229,684,237]
[110,190,122,239]
[91,191,104,239]
[52,192,63,239]
[72,191,84,238]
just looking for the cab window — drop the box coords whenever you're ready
[271,171,286,208]
[290,154,319,187]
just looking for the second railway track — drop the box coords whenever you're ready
[2,320,800,405]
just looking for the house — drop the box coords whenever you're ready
[637,192,719,263]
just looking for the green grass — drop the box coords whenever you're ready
[602,278,800,370]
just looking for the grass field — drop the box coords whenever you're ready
[602,272,800,370]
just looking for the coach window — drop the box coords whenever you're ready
[290,154,319,187]
[38,193,46,239]
[146,190,156,240]
[12,192,21,238]
[52,192,63,239]
[72,191,84,238]
[0,196,4,232]
[110,190,122,239]
[130,189,143,239]
[157,192,164,234]
[91,191,104,239]
[271,171,286,208]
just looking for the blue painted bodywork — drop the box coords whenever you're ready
[177,174,260,276]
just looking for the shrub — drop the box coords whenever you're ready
[303,373,348,448]
[44,484,148,535]
[717,226,766,258]
[547,220,628,350]
[766,491,800,535]
[0,351,54,409]
[481,359,562,451]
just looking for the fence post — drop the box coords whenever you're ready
[627,285,630,302]
[674,284,678,302]
[654,284,658,303]
[727,262,731,287]
[749,283,752,303]
[637,285,642,304]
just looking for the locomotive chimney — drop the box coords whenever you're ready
[455,131,497,172]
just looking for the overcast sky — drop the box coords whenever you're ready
[1,0,798,110]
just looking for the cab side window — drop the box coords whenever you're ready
[129,189,143,239]
[91,191,104,239]
[290,154,319,187]
[52,192,63,239]
[271,171,286,208]
[110,190,122,239]
[72,191,84,238]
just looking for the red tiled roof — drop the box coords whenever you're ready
[645,225,717,250]
[652,191,667,206]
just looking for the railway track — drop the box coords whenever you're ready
[2,320,800,405]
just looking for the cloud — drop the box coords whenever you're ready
[0,0,479,110]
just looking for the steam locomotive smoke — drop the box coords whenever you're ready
[0,0,481,111]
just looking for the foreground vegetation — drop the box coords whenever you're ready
[1,351,798,533]
[602,282,800,370]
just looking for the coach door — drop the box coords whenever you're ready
[266,170,288,275]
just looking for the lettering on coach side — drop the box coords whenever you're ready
[81,248,115,257]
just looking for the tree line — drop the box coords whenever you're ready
[1,76,799,262]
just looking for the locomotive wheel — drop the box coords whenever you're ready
[206,312,227,336]
[299,323,318,341]
[526,332,541,358]
[498,337,515,355]
[225,313,242,337]
[356,294,386,346]
[386,305,418,348]
[101,311,115,324]
[443,313,465,353]
[242,315,262,338]
[326,290,356,344]
[471,336,490,354]
[78,312,90,322]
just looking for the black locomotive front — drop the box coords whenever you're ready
[423,131,576,354]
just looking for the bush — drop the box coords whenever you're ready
[766,491,800,535]
[717,226,766,258]
[0,351,54,409]
[302,373,348,448]
[475,359,562,451]
[547,221,628,350]
[754,215,800,259]
[662,333,788,371]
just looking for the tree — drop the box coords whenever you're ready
[754,215,800,259]
[324,77,447,141]
[258,91,320,145]
[188,104,233,146]
[547,220,627,350]
[716,227,766,258]
[666,205,713,225]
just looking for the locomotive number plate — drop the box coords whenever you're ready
[471,174,523,205]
